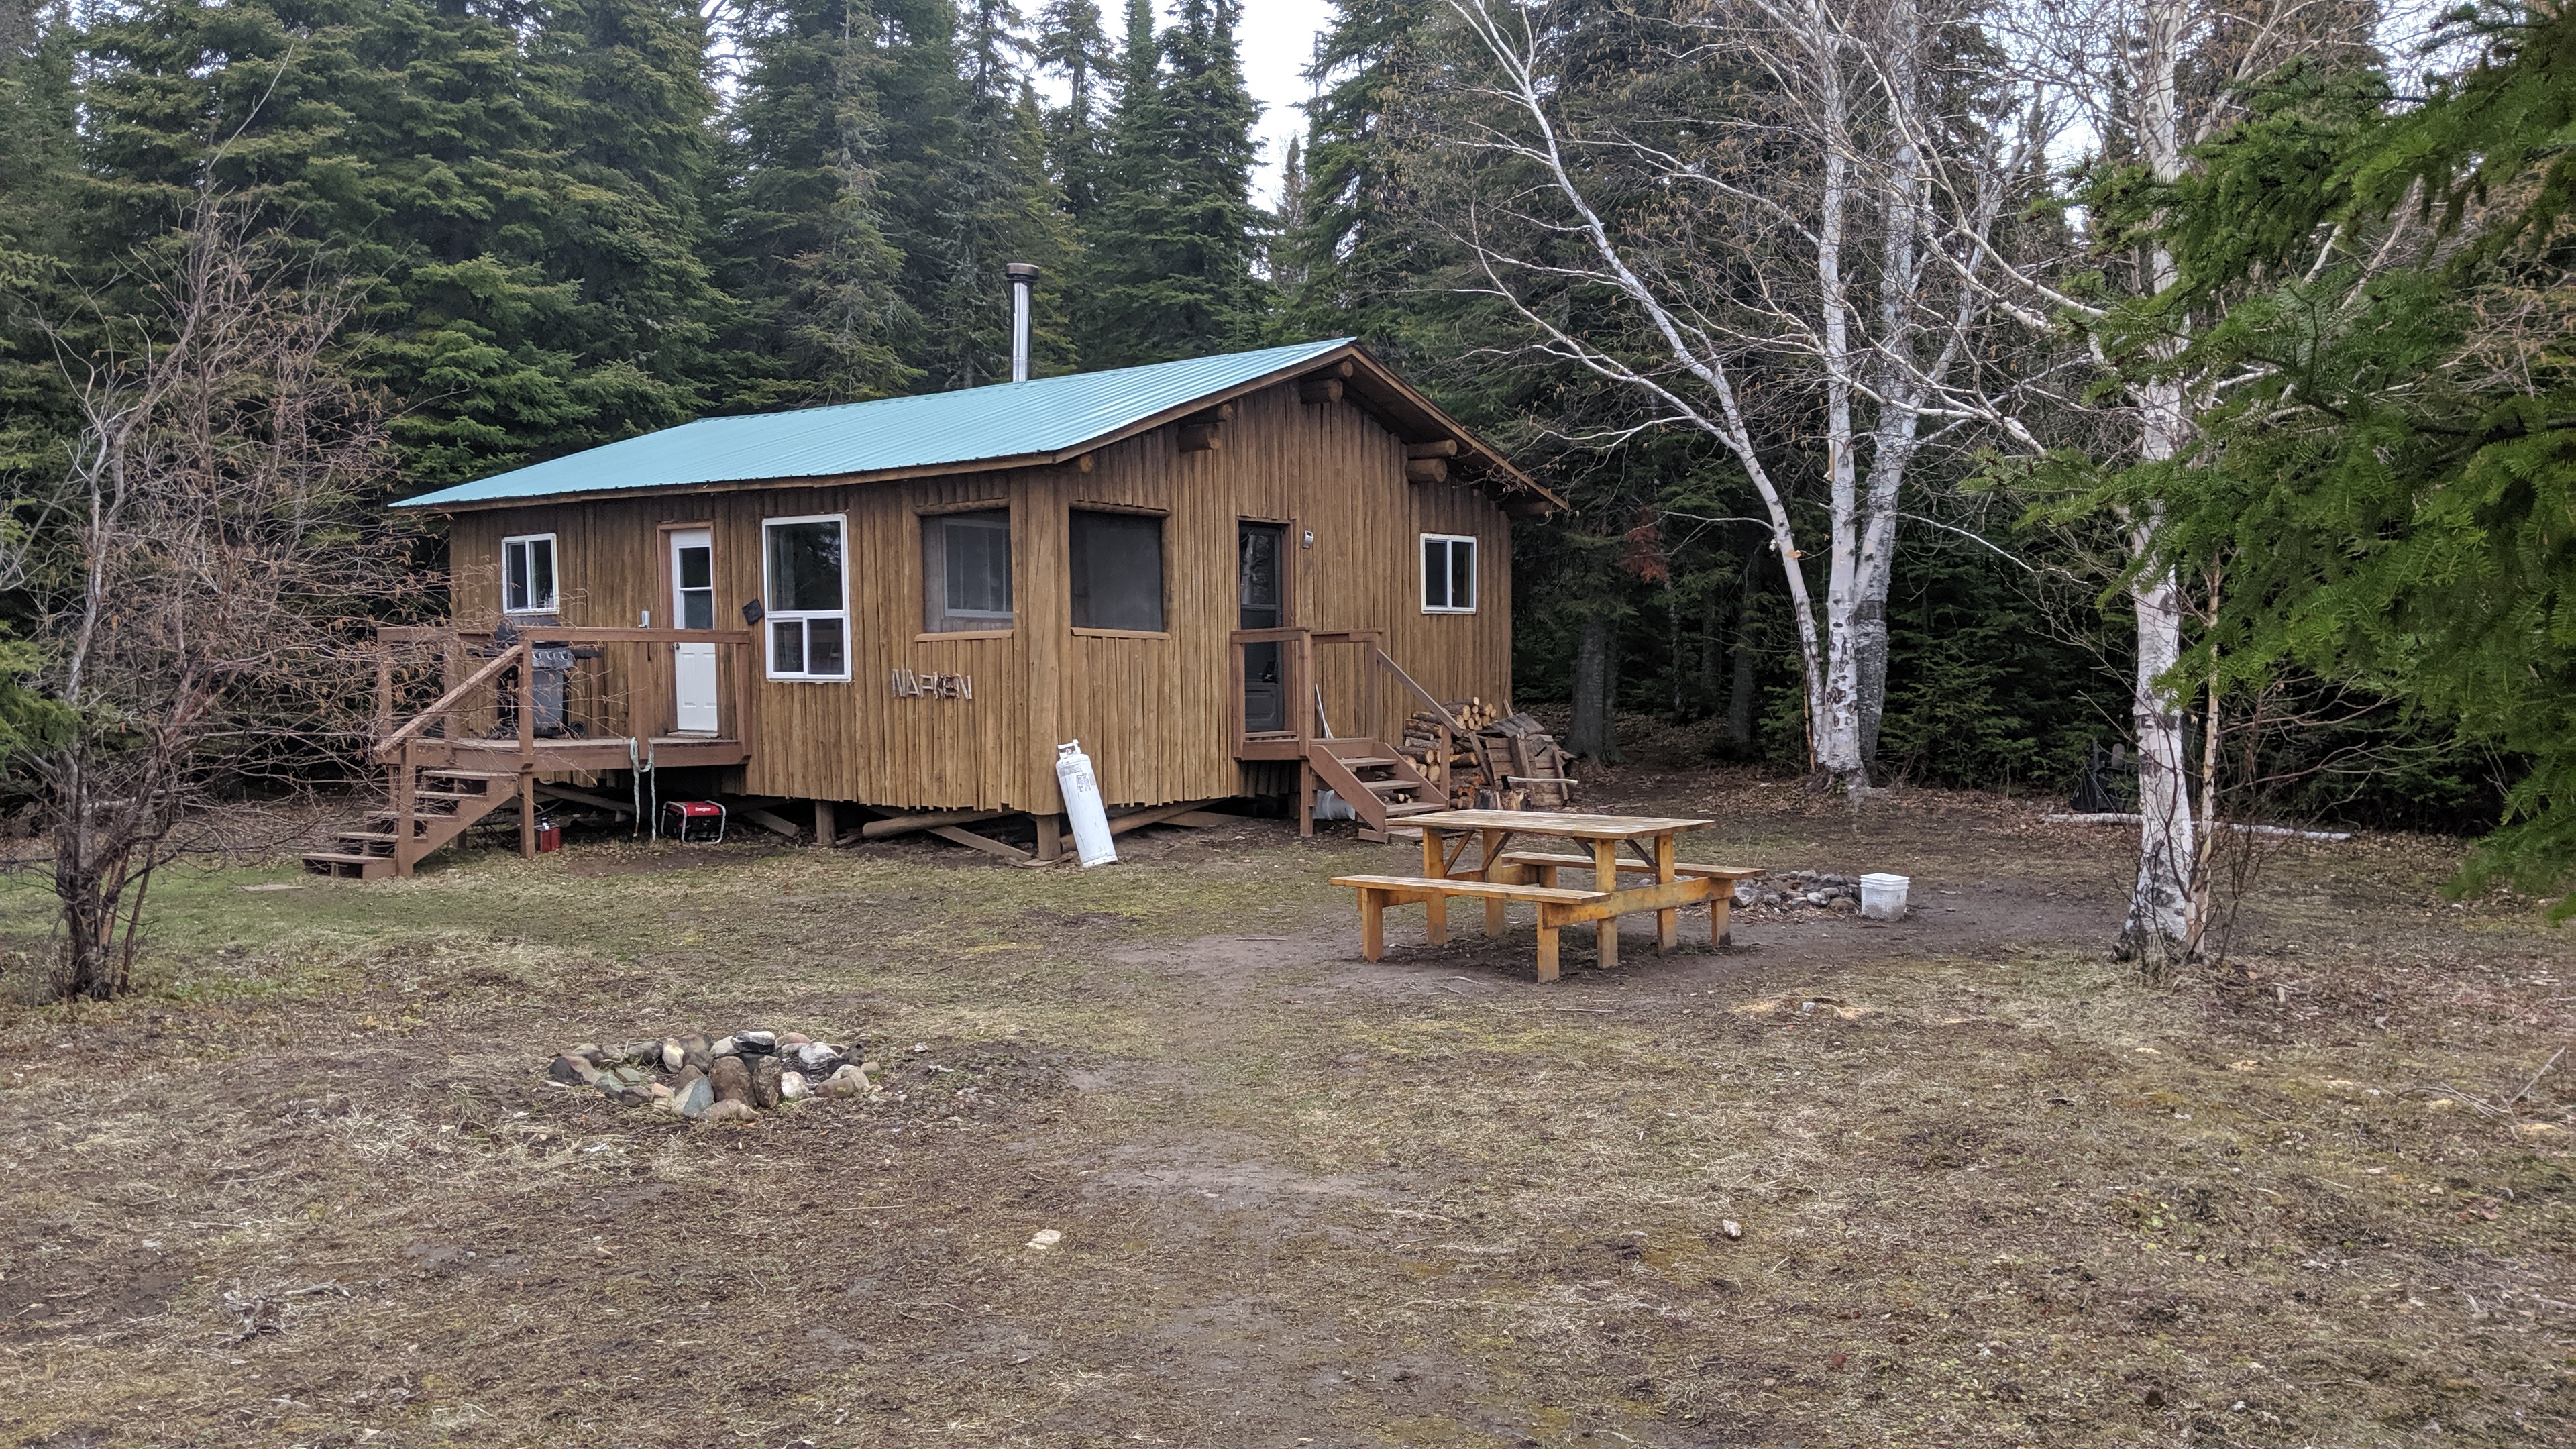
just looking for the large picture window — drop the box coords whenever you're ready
[1422,533,1477,613]
[923,509,1012,633]
[1070,509,1165,633]
[763,515,849,679]
[501,533,557,615]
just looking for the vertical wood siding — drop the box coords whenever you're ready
[443,379,1515,811]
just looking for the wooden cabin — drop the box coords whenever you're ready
[308,336,1556,879]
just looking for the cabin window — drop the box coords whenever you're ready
[1421,533,1477,613]
[762,514,849,680]
[923,509,1012,632]
[1069,509,1165,632]
[501,533,557,615]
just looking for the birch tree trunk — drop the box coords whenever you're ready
[2115,0,2202,967]
[1810,0,1870,790]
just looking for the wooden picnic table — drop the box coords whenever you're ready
[1332,809,1760,982]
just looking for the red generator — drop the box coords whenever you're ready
[663,800,727,844]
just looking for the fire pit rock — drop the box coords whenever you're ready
[541,1027,876,1123]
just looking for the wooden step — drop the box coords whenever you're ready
[301,851,394,881]
[1336,757,1399,769]
[1362,780,1421,796]
[1383,802,1447,816]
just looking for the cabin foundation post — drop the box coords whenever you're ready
[1297,761,1316,838]
[518,767,537,858]
[812,799,834,846]
[1034,814,1063,863]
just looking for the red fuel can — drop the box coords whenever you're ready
[535,820,563,853]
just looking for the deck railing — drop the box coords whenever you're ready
[371,625,757,763]
[1226,627,1468,760]
[368,625,756,865]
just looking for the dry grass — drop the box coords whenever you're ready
[0,770,2569,1446]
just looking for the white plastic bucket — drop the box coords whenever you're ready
[1859,872,1909,920]
[1055,742,1117,867]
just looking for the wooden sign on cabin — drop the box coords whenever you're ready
[892,669,972,700]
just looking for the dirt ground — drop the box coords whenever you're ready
[1,757,2571,1446]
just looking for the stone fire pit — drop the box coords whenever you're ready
[545,1030,874,1124]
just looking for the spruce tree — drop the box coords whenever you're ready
[1079,0,1266,364]
[720,0,918,403]
[1032,0,1112,221]
[1264,131,1309,295]
[1281,0,1432,342]
[69,0,600,488]
[0,0,82,476]
[916,0,1076,387]
[523,0,730,433]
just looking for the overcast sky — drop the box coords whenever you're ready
[1234,0,1338,207]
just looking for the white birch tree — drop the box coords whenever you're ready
[1970,0,2371,965]
[1429,0,2047,788]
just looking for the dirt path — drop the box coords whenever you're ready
[1,772,2570,1446]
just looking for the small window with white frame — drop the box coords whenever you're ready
[763,514,850,680]
[501,533,557,615]
[1421,533,1477,613]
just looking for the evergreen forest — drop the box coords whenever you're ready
[2,0,2571,944]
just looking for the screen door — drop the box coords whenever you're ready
[669,529,720,733]
[1238,523,1287,733]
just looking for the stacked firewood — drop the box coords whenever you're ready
[1397,701,1578,810]
[1400,708,1481,788]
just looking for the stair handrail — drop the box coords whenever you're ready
[372,641,527,764]
[1367,644,1467,736]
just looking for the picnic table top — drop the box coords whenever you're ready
[1401,809,1714,839]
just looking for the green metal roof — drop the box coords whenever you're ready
[394,338,1358,510]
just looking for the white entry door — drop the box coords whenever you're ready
[669,529,720,734]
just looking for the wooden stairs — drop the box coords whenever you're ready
[301,767,520,880]
[1305,738,1446,843]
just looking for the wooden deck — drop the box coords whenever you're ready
[306,627,761,880]
[417,733,752,772]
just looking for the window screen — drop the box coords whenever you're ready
[502,534,557,614]
[1422,534,1477,612]
[924,510,1012,631]
[1070,510,1165,631]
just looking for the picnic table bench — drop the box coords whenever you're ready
[1330,809,1763,982]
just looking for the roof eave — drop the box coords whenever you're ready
[394,338,1565,517]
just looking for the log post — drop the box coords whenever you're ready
[393,740,417,879]
[517,640,537,859]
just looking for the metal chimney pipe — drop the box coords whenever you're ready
[1005,263,1039,382]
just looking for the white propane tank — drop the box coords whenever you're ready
[1055,741,1118,867]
